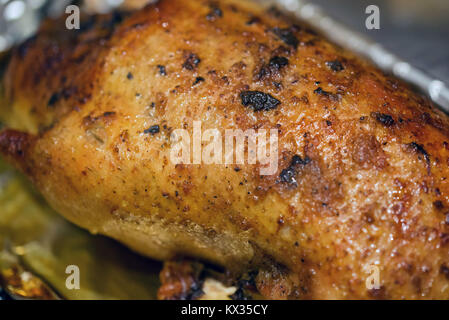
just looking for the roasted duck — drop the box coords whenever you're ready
[1,0,449,299]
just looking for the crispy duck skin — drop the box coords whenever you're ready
[1,0,449,299]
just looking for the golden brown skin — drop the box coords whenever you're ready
[1,0,449,299]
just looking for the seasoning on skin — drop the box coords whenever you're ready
[326,60,344,72]
[144,125,160,135]
[183,53,201,70]
[280,155,311,187]
[240,91,281,112]
[371,112,395,127]
[157,65,167,76]
[272,27,299,48]
[193,77,205,86]
[127,72,134,80]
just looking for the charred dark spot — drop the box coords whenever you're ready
[256,67,270,81]
[269,56,289,69]
[256,56,289,81]
[279,167,296,186]
[278,216,285,225]
[280,155,311,187]
[272,27,299,48]
[434,200,445,210]
[313,87,341,101]
[441,233,449,247]
[104,11,125,29]
[326,60,344,72]
[291,155,310,166]
[206,5,223,21]
[144,125,160,135]
[183,53,201,71]
[407,142,431,171]
[314,87,331,96]
[193,77,205,86]
[127,72,133,80]
[267,6,285,18]
[234,167,241,172]
[246,16,260,25]
[273,82,282,89]
[47,93,60,107]
[440,264,449,280]
[103,112,116,117]
[240,91,281,112]
[371,112,395,127]
[157,65,167,76]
